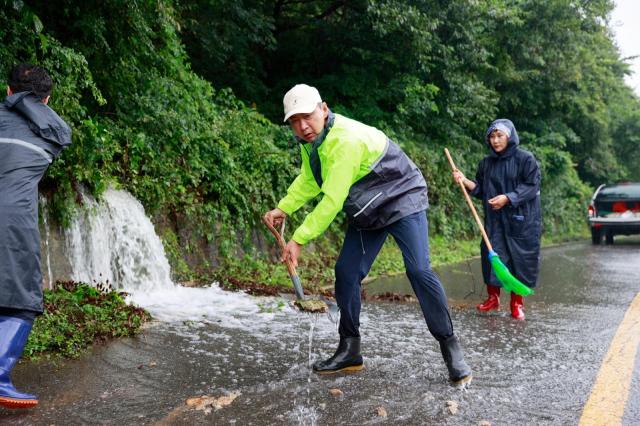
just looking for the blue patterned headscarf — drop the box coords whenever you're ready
[485,118,519,155]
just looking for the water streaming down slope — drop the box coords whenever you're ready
[66,189,173,291]
[39,194,54,289]
[65,189,266,323]
[64,189,328,423]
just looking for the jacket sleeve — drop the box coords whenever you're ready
[470,158,485,199]
[291,140,364,245]
[277,147,321,215]
[505,153,541,208]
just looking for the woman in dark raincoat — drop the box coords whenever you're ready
[452,119,541,320]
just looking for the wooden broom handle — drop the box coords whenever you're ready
[261,217,298,277]
[444,148,494,252]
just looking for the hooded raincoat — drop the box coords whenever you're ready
[470,119,541,288]
[0,92,72,313]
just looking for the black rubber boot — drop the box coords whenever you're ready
[312,336,364,374]
[439,334,472,385]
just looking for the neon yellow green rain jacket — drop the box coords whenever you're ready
[278,113,428,245]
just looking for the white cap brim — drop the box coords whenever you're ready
[283,103,318,122]
[283,84,322,122]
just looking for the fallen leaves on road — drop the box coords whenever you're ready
[446,400,458,415]
[362,290,416,303]
[186,392,240,415]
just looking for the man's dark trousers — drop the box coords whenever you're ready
[335,210,454,340]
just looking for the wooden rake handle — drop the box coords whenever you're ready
[444,148,494,252]
[261,217,298,278]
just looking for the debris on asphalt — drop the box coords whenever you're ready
[362,290,416,303]
[186,392,240,415]
[375,406,388,417]
[329,388,344,397]
[446,400,458,415]
[294,299,329,313]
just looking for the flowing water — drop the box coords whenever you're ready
[39,195,54,290]
[3,190,639,425]
[64,189,295,324]
[65,189,174,292]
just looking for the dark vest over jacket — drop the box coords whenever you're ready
[306,113,428,231]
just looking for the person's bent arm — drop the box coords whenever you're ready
[277,147,321,215]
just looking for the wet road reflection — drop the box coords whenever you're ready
[2,239,640,425]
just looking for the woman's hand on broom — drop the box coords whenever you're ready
[452,169,465,183]
[282,240,302,268]
[452,169,476,191]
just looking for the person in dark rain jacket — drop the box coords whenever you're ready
[452,119,541,320]
[0,64,71,408]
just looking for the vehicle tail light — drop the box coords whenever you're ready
[612,201,640,213]
[612,202,627,213]
[588,205,595,218]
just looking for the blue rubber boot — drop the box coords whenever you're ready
[0,316,38,409]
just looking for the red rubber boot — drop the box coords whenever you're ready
[510,293,525,320]
[476,285,500,312]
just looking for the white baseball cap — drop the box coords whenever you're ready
[283,84,322,122]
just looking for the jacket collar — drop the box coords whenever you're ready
[305,110,335,188]
[295,110,335,148]
[4,91,71,147]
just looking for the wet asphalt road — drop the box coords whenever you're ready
[2,238,640,425]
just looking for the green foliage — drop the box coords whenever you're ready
[25,282,150,359]
[219,239,338,290]
[175,0,632,242]
[179,0,276,102]
[367,236,482,282]
[523,131,592,237]
[4,0,298,249]
[160,228,194,282]
[2,0,638,283]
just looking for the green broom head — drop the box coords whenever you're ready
[488,250,534,296]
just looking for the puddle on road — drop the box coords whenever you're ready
[5,240,640,424]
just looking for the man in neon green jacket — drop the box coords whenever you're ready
[264,84,472,385]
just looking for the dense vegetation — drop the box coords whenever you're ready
[25,282,150,358]
[1,0,639,281]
